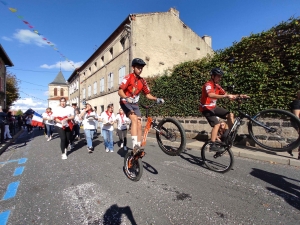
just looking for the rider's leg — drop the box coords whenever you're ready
[226,113,234,130]
[129,113,138,148]
[211,124,220,142]
[137,117,142,146]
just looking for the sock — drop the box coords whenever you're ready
[137,141,141,147]
[132,136,137,148]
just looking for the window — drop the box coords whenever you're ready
[88,85,91,97]
[82,88,86,99]
[100,78,104,93]
[94,61,97,69]
[101,56,104,63]
[118,66,126,85]
[109,48,113,60]
[93,82,97,95]
[107,73,114,90]
[120,37,125,51]
[60,88,64,96]
[54,88,57,96]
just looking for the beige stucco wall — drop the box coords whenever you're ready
[131,11,214,76]
[74,8,214,112]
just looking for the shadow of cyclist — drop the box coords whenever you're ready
[179,150,205,168]
[101,204,137,225]
[250,168,300,210]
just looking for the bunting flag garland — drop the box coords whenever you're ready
[0,1,77,70]
[20,91,48,102]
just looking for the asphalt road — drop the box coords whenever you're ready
[0,128,299,225]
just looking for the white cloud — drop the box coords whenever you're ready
[11,98,48,114]
[13,29,55,47]
[40,60,83,71]
[43,91,49,96]
[2,36,12,41]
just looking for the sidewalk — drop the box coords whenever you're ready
[183,138,300,167]
[0,128,24,155]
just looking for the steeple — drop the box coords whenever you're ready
[49,71,67,85]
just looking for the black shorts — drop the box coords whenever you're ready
[202,106,230,127]
[120,102,141,117]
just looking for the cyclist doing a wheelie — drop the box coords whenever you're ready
[200,68,249,152]
[118,58,164,154]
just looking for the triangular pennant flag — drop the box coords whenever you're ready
[23,20,29,24]
[9,8,17,13]
[17,15,23,19]
[42,38,47,40]
[28,25,33,28]
[33,30,38,34]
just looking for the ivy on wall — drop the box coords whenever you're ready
[140,17,300,117]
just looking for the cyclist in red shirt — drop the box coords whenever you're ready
[200,68,248,151]
[118,58,164,154]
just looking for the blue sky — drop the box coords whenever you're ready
[1,0,299,113]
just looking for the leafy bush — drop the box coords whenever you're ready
[140,17,300,117]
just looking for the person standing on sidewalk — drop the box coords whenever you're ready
[115,108,130,151]
[289,90,300,160]
[0,107,7,143]
[52,97,74,160]
[25,114,33,134]
[80,103,98,153]
[100,104,116,152]
[42,107,54,141]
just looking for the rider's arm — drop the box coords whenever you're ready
[118,89,127,98]
[145,93,157,101]
[208,92,236,99]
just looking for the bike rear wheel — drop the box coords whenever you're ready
[156,118,186,156]
[201,142,234,173]
[123,151,143,181]
[248,109,300,152]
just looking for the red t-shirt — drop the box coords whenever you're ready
[199,80,226,112]
[119,73,150,103]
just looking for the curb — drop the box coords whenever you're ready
[0,129,24,156]
[185,142,300,168]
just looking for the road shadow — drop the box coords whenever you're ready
[89,204,137,225]
[179,150,205,168]
[250,168,300,210]
[142,161,158,175]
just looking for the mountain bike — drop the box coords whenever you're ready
[201,97,300,173]
[124,103,186,181]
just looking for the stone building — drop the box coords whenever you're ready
[67,68,80,107]
[69,8,214,112]
[0,44,14,109]
[48,71,69,109]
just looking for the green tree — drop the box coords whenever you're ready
[15,109,23,116]
[6,72,20,109]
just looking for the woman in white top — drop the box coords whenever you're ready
[80,103,98,153]
[100,104,116,152]
[52,97,75,160]
[115,108,130,151]
[42,107,54,141]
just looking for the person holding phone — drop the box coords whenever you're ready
[80,103,98,153]
[100,104,116,152]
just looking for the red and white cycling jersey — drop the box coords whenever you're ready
[119,73,150,103]
[200,80,226,112]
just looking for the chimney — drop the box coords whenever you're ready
[169,8,179,17]
[202,35,212,48]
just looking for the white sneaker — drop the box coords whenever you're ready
[123,146,127,151]
[110,149,114,152]
[45,134,48,138]
[105,147,109,153]
[120,143,124,148]
[47,137,51,142]
[62,153,67,160]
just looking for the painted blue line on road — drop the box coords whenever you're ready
[0,158,27,165]
[2,181,20,200]
[13,167,25,176]
[0,210,10,225]
[18,158,27,164]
